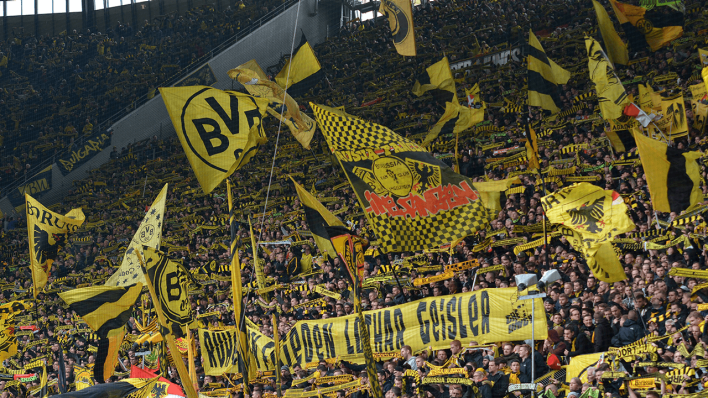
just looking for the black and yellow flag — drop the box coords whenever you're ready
[229,60,316,149]
[422,102,484,146]
[106,183,168,287]
[40,364,48,398]
[160,86,269,194]
[586,36,629,120]
[606,122,636,153]
[52,377,159,397]
[608,0,683,52]
[592,0,628,66]
[633,129,702,213]
[327,230,383,398]
[412,57,457,104]
[275,35,323,97]
[525,124,541,170]
[226,181,253,395]
[25,194,85,298]
[290,176,345,259]
[58,284,142,383]
[527,30,571,113]
[0,324,17,363]
[310,103,488,253]
[661,93,688,138]
[379,0,416,56]
[140,247,193,338]
[542,183,634,282]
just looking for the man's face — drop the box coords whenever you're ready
[449,388,463,398]
[570,379,581,391]
[564,329,573,342]
[437,350,447,362]
[488,361,498,373]
[503,345,512,355]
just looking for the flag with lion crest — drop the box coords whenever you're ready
[25,194,85,297]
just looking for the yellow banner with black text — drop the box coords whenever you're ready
[279,287,546,367]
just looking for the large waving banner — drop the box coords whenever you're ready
[57,130,111,176]
[7,166,52,212]
[279,287,547,367]
[200,323,276,375]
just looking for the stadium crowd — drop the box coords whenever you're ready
[0,0,289,193]
[1,0,708,396]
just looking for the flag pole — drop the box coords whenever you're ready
[135,251,198,398]
[227,179,253,396]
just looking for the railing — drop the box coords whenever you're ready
[2,0,300,199]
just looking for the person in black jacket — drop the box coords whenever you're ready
[473,371,494,398]
[486,359,509,398]
[564,325,593,357]
[611,311,646,347]
[518,344,548,383]
[593,312,613,352]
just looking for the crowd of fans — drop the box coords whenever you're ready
[0,0,290,193]
[1,0,708,396]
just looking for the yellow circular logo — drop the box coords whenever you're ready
[372,156,413,197]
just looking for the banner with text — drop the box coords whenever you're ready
[279,287,547,367]
[57,130,111,176]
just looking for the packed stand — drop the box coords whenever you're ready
[1,0,708,396]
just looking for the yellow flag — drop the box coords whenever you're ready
[592,0,628,66]
[472,177,522,216]
[412,57,457,104]
[379,0,416,56]
[25,194,85,297]
[0,325,17,363]
[632,129,702,213]
[586,36,629,120]
[542,183,634,282]
[525,125,540,170]
[528,30,571,113]
[689,82,707,102]
[422,102,484,146]
[703,66,708,95]
[692,101,708,133]
[608,0,683,52]
[275,39,322,96]
[229,61,316,149]
[106,184,168,287]
[661,93,688,139]
[699,48,708,66]
[637,84,655,113]
[160,86,269,194]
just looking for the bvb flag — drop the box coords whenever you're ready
[289,176,345,259]
[228,61,316,149]
[422,102,484,147]
[310,103,488,253]
[106,184,168,287]
[586,36,629,120]
[58,284,143,383]
[412,57,457,104]
[606,121,636,153]
[660,93,688,138]
[542,183,634,282]
[160,86,269,194]
[275,35,323,97]
[632,130,702,213]
[527,30,571,113]
[592,0,628,66]
[25,194,85,298]
[608,0,683,52]
[140,247,193,338]
[327,229,383,398]
[379,0,416,57]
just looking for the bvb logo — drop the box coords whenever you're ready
[138,224,155,244]
[635,19,653,34]
[156,262,191,324]
[179,87,264,172]
[380,0,410,45]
